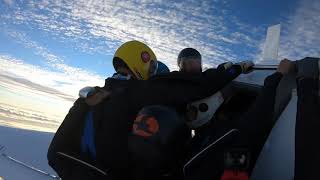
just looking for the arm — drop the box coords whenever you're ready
[133,65,243,107]
[47,98,89,178]
[235,59,292,172]
[236,72,283,136]
[237,59,293,137]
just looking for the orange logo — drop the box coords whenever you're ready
[133,115,159,138]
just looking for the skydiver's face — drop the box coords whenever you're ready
[117,66,135,79]
[179,58,202,73]
[117,66,130,75]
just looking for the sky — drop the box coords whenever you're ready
[0,0,319,132]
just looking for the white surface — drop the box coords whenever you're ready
[262,24,281,64]
[235,70,275,86]
[0,125,57,179]
[251,94,297,180]
[187,91,224,129]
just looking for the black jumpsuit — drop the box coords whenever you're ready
[48,66,243,179]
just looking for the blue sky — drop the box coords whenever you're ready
[0,0,319,131]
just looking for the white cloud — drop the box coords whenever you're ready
[0,55,104,98]
[278,0,320,60]
[255,0,320,62]
[2,0,319,69]
[0,101,63,132]
[0,55,105,129]
[1,0,261,70]
[0,73,75,102]
[3,0,13,6]
[1,0,319,132]
[1,0,318,77]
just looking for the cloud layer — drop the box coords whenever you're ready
[279,0,320,60]
[0,0,319,131]
[1,0,265,69]
[0,55,102,130]
[0,54,104,97]
[2,0,319,68]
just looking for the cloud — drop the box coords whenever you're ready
[1,0,261,70]
[0,103,59,125]
[255,0,320,62]
[0,55,104,98]
[4,30,105,82]
[0,55,100,129]
[0,31,105,130]
[2,0,319,69]
[1,0,319,132]
[0,103,60,132]
[278,0,320,60]
[0,74,75,102]
[3,0,13,6]
[1,0,318,90]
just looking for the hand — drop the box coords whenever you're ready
[85,89,111,106]
[237,61,254,73]
[277,59,293,75]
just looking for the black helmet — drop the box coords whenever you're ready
[129,105,190,178]
[177,48,202,67]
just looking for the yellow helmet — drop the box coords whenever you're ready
[113,41,158,80]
